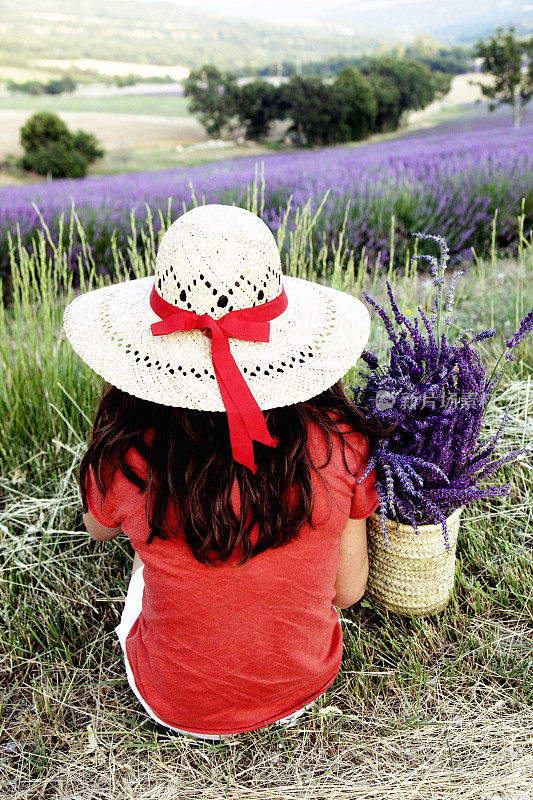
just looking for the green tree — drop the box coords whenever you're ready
[474,26,533,128]
[20,111,73,152]
[184,65,240,138]
[282,75,343,146]
[19,112,104,178]
[366,73,402,132]
[234,80,290,140]
[45,75,77,94]
[333,67,377,141]
[72,130,105,163]
[362,56,450,130]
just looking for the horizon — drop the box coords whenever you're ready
[144,0,532,36]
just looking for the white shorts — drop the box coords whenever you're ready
[115,565,316,741]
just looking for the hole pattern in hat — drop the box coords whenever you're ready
[66,273,368,413]
[63,207,370,413]
[154,205,283,320]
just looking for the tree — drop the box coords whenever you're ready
[72,130,105,163]
[282,75,343,146]
[474,26,533,128]
[366,73,403,132]
[21,143,88,179]
[20,111,72,152]
[45,76,77,95]
[333,67,377,141]
[234,80,289,141]
[184,65,240,138]
[184,59,453,148]
[362,56,450,130]
[19,112,104,178]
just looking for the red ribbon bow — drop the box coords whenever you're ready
[149,284,288,473]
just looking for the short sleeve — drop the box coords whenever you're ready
[348,434,380,520]
[84,463,121,529]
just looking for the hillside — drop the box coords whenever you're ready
[317,0,532,43]
[0,0,379,74]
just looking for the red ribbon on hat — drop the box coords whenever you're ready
[149,284,288,473]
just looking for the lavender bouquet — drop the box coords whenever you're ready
[353,233,532,554]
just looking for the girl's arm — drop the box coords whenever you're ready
[332,517,369,609]
[132,550,144,574]
[83,510,122,541]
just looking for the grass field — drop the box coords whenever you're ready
[90,141,279,175]
[0,92,192,117]
[0,185,531,798]
[1,109,529,283]
[0,142,277,186]
[0,72,491,179]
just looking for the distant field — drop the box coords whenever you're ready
[0,141,279,186]
[31,58,189,81]
[0,110,207,164]
[91,142,278,176]
[1,108,530,281]
[0,92,191,116]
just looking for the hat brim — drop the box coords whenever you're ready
[62,275,371,411]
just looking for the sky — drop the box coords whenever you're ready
[164,1,335,18]
[151,0,531,38]
[159,0,433,21]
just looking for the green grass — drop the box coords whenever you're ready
[90,142,279,175]
[0,188,532,799]
[0,143,281,187]
[0,92,192,117]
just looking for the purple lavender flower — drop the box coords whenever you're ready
[472,329,496,343]
[445,270,465,325]
[361,350,379,369]
[487,307,533,393]
[355,232,533,550]
[1,110,531,281]
[505,309,533,350]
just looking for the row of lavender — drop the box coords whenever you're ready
[0,111,531,279]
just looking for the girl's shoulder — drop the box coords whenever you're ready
[97,428,154,496]
[306,409,371,472]
[121,427,155,474]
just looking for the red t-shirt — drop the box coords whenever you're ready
[85,417,379,735]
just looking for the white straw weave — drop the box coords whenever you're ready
[63,204,371,411]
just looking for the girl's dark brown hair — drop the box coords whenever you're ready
[79,380,392,567]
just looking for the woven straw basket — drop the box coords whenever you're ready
[365,506,462,617]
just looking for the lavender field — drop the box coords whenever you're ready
[0,110,531,281]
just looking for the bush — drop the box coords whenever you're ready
[8,76,77,95]
[7,79,45,95]
[20,143,88,179]
[72,130,105,163]
[45,76,77,95]
[20,112,73,152]
[19,112,104,179]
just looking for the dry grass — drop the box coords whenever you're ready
[2,674,532,799]
[0,110,207,159]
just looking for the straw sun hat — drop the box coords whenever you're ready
[63,203,371,471]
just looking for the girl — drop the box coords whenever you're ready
[63,203,387,742]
